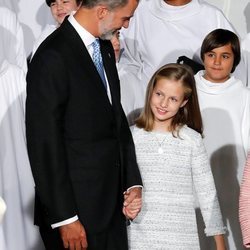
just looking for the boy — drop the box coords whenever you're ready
[195,29,250,250]
[31,0,82,59]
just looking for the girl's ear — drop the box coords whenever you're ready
[180,99,188,108]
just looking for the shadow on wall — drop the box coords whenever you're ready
[0,0,13,10]
[211,145,243,249]
[195,107,246,249]
[0,89,45,250]
[0,0,55,57]
[37,3,55,29]
[196,144,244,250]
[0,1,35,57]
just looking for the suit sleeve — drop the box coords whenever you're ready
[120,107,142,190]
[26,50,77,225]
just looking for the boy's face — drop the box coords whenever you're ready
[203,43,234,83]
[50,0,80,25]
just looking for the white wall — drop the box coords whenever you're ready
[207,0,250,39]
[1,0,250,56]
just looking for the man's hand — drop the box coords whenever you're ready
[59,220,87,250]
[123,187,142,220]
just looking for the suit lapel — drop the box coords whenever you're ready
[100,39,123,130]
[100,39,120,106]
[59,20,122,127]
[60,20,111,100]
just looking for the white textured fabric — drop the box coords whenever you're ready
[195,71,250,249]
[128,126,225,249]
[0,7,27,73]
[119,0,237,119]
[0,61,44,249]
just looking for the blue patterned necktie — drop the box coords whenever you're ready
[91,39,107,90]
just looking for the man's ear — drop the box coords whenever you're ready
[180,99,188,108]
[96,5,109,19]
[76,2,82,10]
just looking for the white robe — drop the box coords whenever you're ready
[0,7,27,73]
[119,0,238,120]
[242,33,250,87]
[31,24,57,60]
[0,60,44,250]
[195,70,250,249]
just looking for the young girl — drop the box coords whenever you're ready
[195,29,250,249]
[128,63,226,249]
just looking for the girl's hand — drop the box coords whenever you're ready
[123,188,142,220]
[214,234,227,250]
[123,197,142,220]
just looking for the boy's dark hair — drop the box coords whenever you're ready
[45,0,51,6]
[46,0,82,7]
[200,29,241,73]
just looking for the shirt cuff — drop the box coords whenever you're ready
[51,215,78,229]
[126,185,143,192]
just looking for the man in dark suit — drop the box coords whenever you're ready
[26,0,142,249]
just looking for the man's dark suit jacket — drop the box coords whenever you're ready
[26,19,142,234]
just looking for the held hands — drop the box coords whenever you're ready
[123,187,142,220]
[59,220,87,250]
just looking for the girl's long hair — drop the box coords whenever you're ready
[136,63,203,136]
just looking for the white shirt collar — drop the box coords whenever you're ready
[67,14,112,102]
[68,14,96,49]
[149,0,200,21]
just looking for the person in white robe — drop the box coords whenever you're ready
[0,6,27,73]
[0,21,44,250]
[195,29,250,250]
[119,0,243,123]
[196,72,250,250]
[31,0,82,59]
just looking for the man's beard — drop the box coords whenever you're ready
[99,29,117,41]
